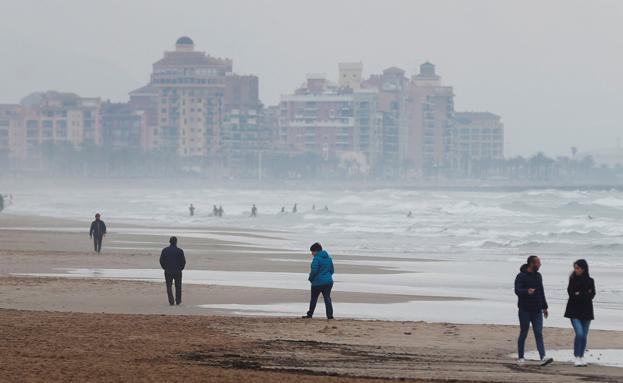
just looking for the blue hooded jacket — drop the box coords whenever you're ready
[308,250,334,287]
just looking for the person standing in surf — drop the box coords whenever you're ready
[514,255,553,366]
[564,259,595,367]
[302,242,334,319]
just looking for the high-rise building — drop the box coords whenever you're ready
[221,73,265,173]
[454,112,504,176]
[100,102,147,152]
[0,105,25,162]
[128,84,159,152]
[149,36,232,158]
[18,91,101,154]
[363,63,455,177]
[408,62,455,176]
[338,62,363,90]
[278,70,380,174]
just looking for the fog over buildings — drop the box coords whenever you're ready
[1,0,623,182]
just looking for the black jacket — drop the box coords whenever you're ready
[514,265,548,312]
[160,245,186,273]
[564,276,595,320]
[89,220,107,237]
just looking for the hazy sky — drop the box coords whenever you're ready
[1,0,622,156]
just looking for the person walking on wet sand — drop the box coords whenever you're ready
[159,236,186,306]
[89,213,107,253]
[564,259,596,367]
[514,255,553,366]
[189,204,195,216]
[302,242,334,319]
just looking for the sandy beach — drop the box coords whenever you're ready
[2,213,623,382]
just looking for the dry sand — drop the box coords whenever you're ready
[1,214,623,382]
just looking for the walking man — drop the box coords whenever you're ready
[159,236,186,306]
[514,255,554,366]
[302,242,334,319]
[189,204,195,216]
[89,213,107,253]
[251,204,257,217]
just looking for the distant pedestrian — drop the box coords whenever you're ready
[0,194,4,213]
[189,204,195,216]
[292,203,297,213]
[564,259,596,367]
[212,205,218,217]
[251,204,257,217]
[302,242,334,319]
[312,204,316,211]
[407,211,413,218]
[217,205,224,217]
[89,213,107,253]
[159,236,186,306]
[514,255,553,366]
[280,206,285,213]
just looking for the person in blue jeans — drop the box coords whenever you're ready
[514,255,553,366]
[302,242,334,319]
[564,259,595,367]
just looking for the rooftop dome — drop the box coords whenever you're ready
[176,36,194,45]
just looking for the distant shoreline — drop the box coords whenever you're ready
[2,175,623,192]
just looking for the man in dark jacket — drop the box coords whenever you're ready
[89,213,107,253]
[302,242,334,319]
[514,255,553,366]
[159,236,186,306]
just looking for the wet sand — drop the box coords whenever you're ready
[2,309,623,383]
[2,214,623,382]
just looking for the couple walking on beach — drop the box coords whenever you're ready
[515,255,596,367]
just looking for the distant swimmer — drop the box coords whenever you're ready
[89,213,107,253]
[407,211,413,218]
[212,205,218,217]
[217,205,224,217]
[588,215,594,220]
[159,236,186,306]
[189,204,195,217]
[302,242,334,319]
[251,204,257,217]
[292,203,298,213]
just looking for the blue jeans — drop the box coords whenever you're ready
[518,310,545,359]
[570,318,591,357]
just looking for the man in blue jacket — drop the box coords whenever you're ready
[514,255,553,366]
[302,242,334,319]
[160,236,186,306]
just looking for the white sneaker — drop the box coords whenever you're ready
[580,357,588,366]
[517,358,526,365]
[540,357,554,366]
[574,357,582,367]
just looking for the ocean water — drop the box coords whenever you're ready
[4,184,623,328]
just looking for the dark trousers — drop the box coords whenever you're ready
[518,310,545,359]
[165,271,182,305]
[307,283,333,318]
[93,235,103,253]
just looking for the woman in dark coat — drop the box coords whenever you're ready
[564,259,595,367]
